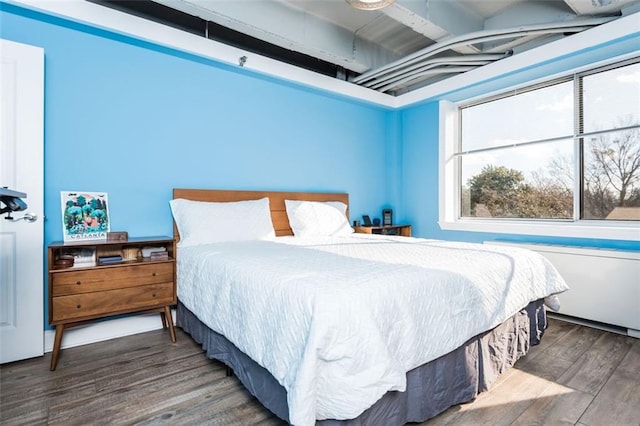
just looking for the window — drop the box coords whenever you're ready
[440,58,640,240]
[459,80,575,220]
[581,64,640,220]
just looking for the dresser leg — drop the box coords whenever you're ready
[160,311,167,329]
[163,306,176,343]
[50,324,65,371]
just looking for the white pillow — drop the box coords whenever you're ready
[170,197,276,247]
[285,199,354,237]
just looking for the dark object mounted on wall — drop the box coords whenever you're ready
[0,187,27,216]
[382,209,393,226]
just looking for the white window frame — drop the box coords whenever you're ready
[438,60,640,242]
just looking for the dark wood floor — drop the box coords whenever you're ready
[1,318,638,425]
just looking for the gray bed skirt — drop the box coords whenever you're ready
[177,299,547,425]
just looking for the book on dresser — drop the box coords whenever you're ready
[97,255,123,265]
[141,246,167,258]
[60,247,96,268]
[150,251,169,261]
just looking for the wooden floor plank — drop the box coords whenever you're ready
[160,383,273,425]
[47,364,223,424]
[578,341,640,426]
[93,351,218,393]
[557,332,634,395]
[0,399,49,426]
[615,338,640,379]
[225,400,289,426]
[542,325,602,363]
[512,350,575,382]
[510,382,594,426]
[525,318,578,359]
[1,321,639,426]
[126,375,244,424]
[429,368,556,426]
[578,374,640,426]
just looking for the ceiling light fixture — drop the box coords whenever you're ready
[345,0,397,11]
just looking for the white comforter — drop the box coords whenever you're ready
[177,235,568,425]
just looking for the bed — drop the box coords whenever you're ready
[170,188,569,426]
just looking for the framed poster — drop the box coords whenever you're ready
[61,191,110,242]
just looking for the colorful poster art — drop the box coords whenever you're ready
[61,191,110,242]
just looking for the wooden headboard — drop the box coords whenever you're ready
[172,188,349,238]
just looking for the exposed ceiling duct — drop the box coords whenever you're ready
[352,17,615,93]
[91,0,640,96]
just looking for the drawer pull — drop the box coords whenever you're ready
[152,293,157,297]
[152,272,157,277]
[76,304,81,309]
[76,281,81,285]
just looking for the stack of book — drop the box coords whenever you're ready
[61,248,96,268]
[150,251,169,261]
[142,246,167,260]
[98,255,123,265]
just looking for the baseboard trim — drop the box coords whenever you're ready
[547,312,638,338]
[44,308,177,353]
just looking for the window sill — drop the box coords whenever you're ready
[438,219,640,242]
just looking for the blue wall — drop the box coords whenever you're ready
[1,4,397,245]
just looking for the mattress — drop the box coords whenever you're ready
[176,234,568,425]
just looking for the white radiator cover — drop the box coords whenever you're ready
[485,241,640,337]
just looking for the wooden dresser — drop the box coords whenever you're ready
[47,236,177,370]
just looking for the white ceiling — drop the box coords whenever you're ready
[133,0,640,94]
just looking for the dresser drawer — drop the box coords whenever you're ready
[52,262,174,296]
[51,282,174,322]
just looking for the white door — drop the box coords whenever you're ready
[0,39,45,363]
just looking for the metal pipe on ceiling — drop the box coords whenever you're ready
[367,53,510,90]
[351,17,615,91]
